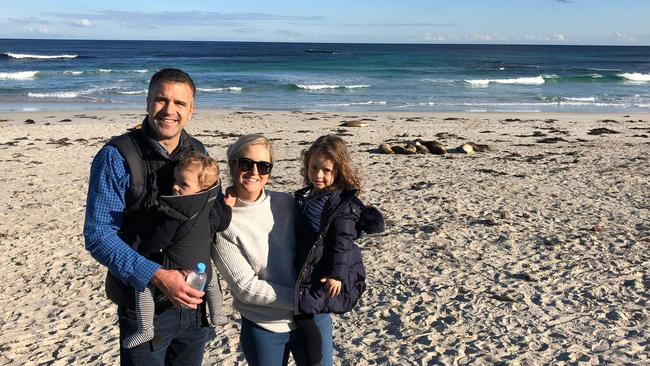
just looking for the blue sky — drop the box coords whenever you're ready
[2,1,649,45]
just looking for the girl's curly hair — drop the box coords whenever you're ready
[301,135,361,192]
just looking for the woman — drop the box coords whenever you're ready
[212,134,333,366]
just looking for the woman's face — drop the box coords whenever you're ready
[231,143,271,202]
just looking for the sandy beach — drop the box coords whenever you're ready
[0,109,648,365]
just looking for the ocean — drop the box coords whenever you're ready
[1,39,649,113]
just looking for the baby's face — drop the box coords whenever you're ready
[172,165,202,195]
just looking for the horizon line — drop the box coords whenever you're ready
[1,37,648,47]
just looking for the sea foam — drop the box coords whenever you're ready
[5,52,78,59]
[564,97,596,102]
[618,73,650,82]
[117,89,147,95]
[0,71,39,80]
[465,76,545,86]
[320,100,386,106]
[198,87,243,92]
[295,84,370,90]
[98,69,150,74]
[28,91,78,98]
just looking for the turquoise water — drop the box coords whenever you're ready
[1,39,649,112]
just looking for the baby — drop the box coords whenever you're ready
[123,151,234,349]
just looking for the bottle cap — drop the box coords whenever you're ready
[196,262,206,274]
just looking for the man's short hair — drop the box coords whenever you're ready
[148,68,196,97]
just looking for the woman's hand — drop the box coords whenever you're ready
[320,277,342,298]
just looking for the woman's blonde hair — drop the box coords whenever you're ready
[301,135,361,192]
[176,151,220,190]
[227,133,275,173]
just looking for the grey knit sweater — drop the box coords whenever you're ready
[212,190,297,333]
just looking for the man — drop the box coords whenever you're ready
[84,68,212,365]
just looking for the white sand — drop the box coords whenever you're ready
[0,110,648,365]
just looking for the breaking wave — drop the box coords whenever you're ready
[116,89,147,95]
[4,52,78,59]
[0,71,39,80]
[465,76,545,86]
[618,73,650,82]
[28,91,79,98]
[198,87,243,92]
[292,84,371,90]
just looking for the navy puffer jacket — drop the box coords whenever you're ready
[294,187,384,315]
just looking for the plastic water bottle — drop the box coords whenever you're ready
[186,262,207,291]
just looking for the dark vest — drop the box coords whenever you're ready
[104,120,206,308]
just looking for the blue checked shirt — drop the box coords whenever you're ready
[83,145,160,291]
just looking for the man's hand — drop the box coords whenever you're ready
[151,269,204,309]
[320,277,342,298]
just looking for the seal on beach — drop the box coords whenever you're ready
[414,139,447,155]
[378,143,394,154]
[457,143,475,154]
[406,141,429,154]
[468,142,490,152]
[403,144,417,154]
[340,120,369,127]
[454,142,491,154]
[390,145,416,155]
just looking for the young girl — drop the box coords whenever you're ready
[294,135,384,366]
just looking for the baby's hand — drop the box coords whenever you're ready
[320,277,342,298]
[224,186,236,207]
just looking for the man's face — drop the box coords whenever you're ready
[146,81,194,151]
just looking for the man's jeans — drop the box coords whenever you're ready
[119,306,212,366]
[240,314,333,366]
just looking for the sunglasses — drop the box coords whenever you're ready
[236,157,273,175]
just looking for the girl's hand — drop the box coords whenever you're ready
[224,186,237,207]
[320,277,342,297]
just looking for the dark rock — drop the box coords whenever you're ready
[340,120,368,127]
[536,137,568,144]
[587,128,620,135]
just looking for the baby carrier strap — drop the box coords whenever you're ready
[108,130,148,211]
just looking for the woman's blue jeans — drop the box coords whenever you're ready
[240,314,333,366]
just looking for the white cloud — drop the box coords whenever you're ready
[275,29,302,41]
[7,17,50,25]
[49,10,322,27]
[118,22,158,29]
[424,33,447,42]
[469,33,494,42]
[554,34,565,41]
[66,19,92,27]
[27,27,50,34]
[612,32,635,43]
[232,27,260,34]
